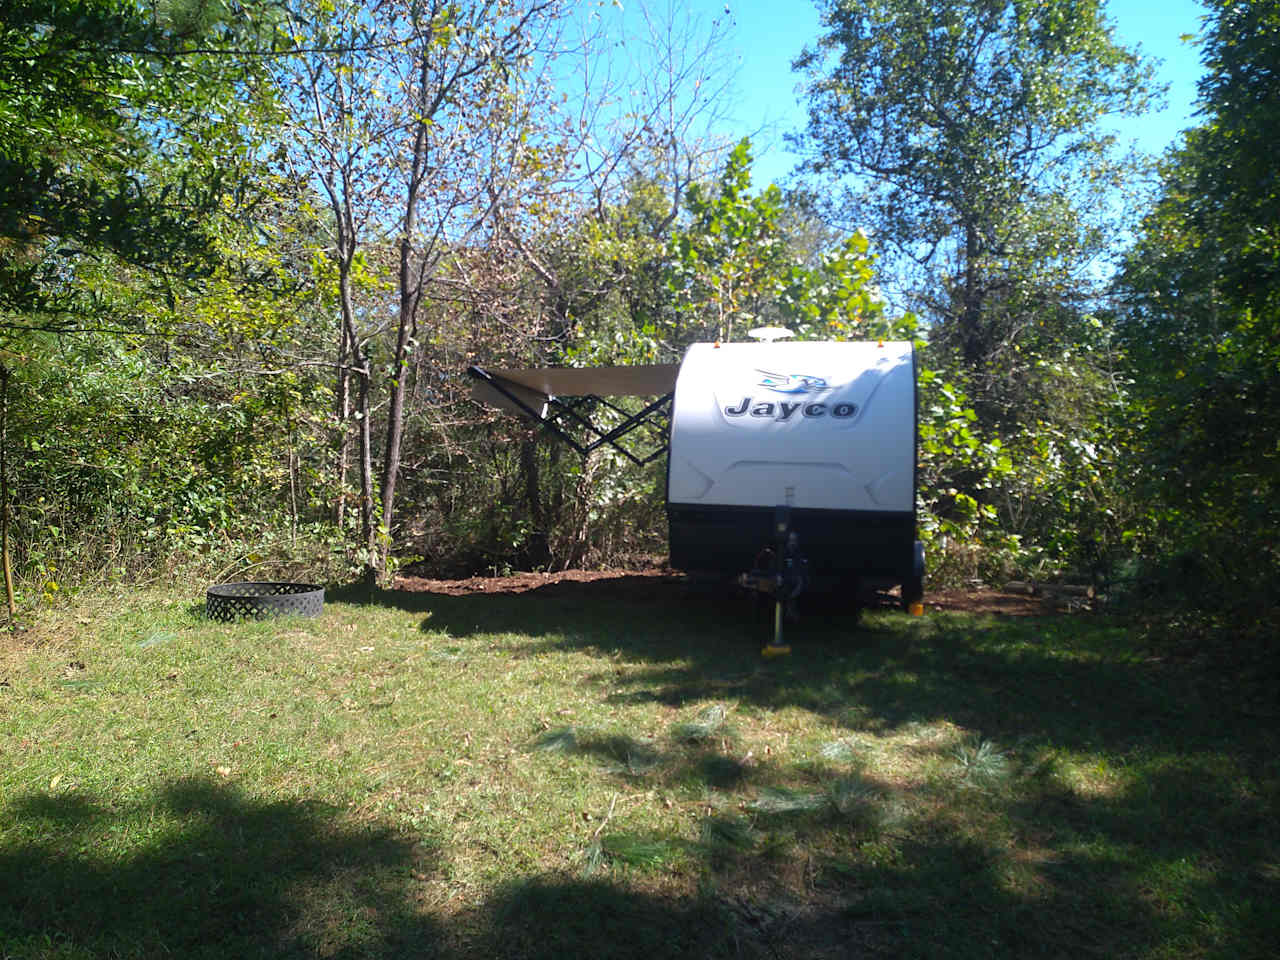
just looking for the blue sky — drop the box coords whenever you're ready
[682,0,1209,187]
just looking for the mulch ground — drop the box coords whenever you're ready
[395,567,1070,617]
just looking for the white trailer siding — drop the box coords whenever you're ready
[667,341,916,513]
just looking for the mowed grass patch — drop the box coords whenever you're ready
[1,581,1276,959]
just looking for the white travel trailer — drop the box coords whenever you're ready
[469,338,924,643]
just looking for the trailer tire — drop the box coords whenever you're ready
[901,540,925,611]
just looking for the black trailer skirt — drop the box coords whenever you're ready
[667,503,915,581]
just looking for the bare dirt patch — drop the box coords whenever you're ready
[395,568,1072,616]
[396,568,680,599]
[923,587,1069,617]
[395,566,677,597]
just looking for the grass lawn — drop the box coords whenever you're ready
[2,574,1276,958]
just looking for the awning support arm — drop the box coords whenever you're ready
[467,365,672,465]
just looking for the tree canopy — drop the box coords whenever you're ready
[793,0,1156,420]
[1115,0,1280,609]
[0,0,282,332]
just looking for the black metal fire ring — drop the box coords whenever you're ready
[206,582,325,622]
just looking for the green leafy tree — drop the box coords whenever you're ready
[402,2,747,573]
[1116,0,1280,610]
[0,0,279,330]
[666,140,800,344]
[0,1,333,597]
[0,180,340,600]
[666,139,915,350]
[277,0,577,582]
[793,0,1156,419]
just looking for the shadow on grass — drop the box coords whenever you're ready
[458,874,913,959]
[348,575,1253,751]
[1,777,443,959]
[463,878,741,959]
[362,570,871,657]
[461,785,1278,959]
[293,577,1280,957]
[0,775,863,959]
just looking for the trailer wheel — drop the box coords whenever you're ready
[901,540,925,612]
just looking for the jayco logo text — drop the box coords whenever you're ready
[723,398,858,420]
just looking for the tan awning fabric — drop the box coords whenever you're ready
[470,374,550,420]
[481,364,679,398]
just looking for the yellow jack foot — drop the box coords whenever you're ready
[761,644,791,658]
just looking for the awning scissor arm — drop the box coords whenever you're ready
[467,364,678,465]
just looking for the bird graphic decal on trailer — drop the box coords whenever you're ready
[755,370,827,394]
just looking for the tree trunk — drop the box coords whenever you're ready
[520,435,550,567]
[376,48,434,585]
[333,241,375,585]
[336,251,376,583]
[377,232,418,583]
[286,407,298,541]
[356,348,376,585]
[1,363,15,625]
[334,317,351,528]
[961,220,985,370]
[566,449,599,570]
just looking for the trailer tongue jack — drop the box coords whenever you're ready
[737,506,809,657]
